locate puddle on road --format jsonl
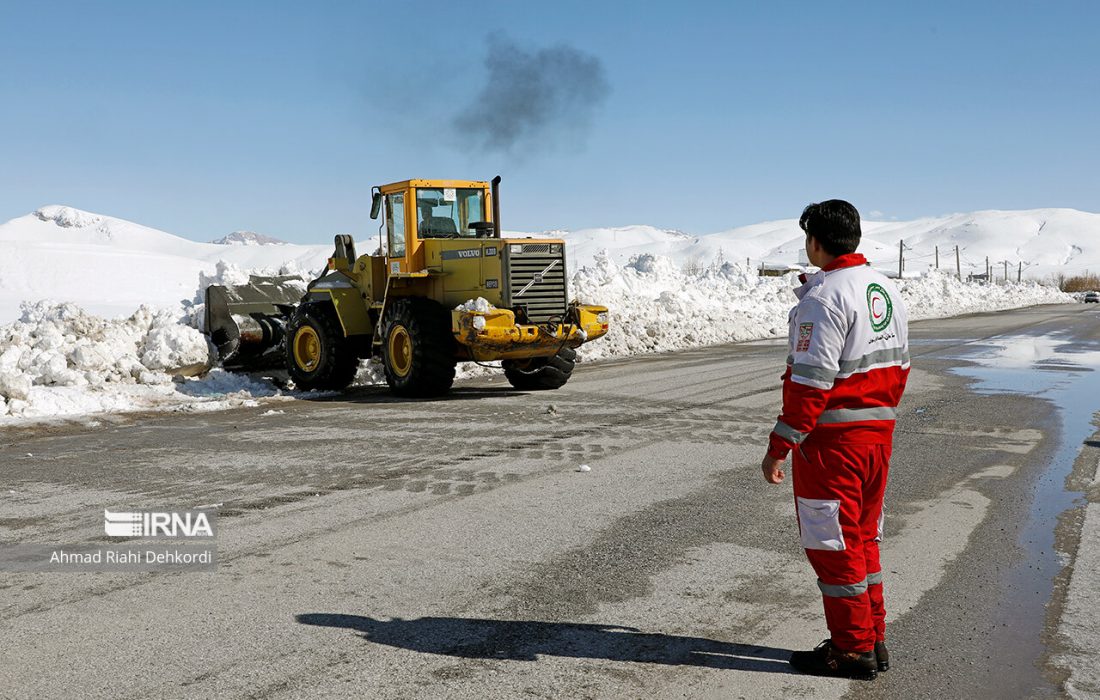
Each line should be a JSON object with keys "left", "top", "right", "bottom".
{"left": 948, "top": 332, "right": 1100, "bottom": 697}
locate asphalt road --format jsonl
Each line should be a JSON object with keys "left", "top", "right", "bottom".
{"left": 1, "top": 304, "right": 1097, "bottom": 699}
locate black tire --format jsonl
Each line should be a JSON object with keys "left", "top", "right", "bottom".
{"left": 381, "top": 297, "right": 457, "bottom": 397}
{"left": 285, "top": 303, "right": 359, "bottom": 391}
{"left": 503, "top": 346, "right": 576, "bottom": 390}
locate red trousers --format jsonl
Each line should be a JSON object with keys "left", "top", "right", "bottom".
{"left": 792, "top": 441, "right": 890, "bottom": 652}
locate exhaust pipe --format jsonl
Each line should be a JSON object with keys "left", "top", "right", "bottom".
{"left": 491, "top": 175, "right": 502, "bottom": 238}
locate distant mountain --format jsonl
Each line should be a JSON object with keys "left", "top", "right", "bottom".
{"left": 210, "top": 230, "right": 288, "bottom": 246}
{"left": 0, "top": 206, "right": 329, "bottom": 322}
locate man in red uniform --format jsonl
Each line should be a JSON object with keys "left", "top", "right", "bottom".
{"left": 760, "top": 200, "right": 909, "bottom": 680}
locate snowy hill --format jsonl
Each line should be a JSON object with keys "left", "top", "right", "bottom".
{"left": 211, "top": 230, "right": 289, "bottom": 246}
{"left": 0, "top": 206, "right": 330, "bottom": 322}
{"left": 526, "top": 208, "right": 1100, "bottom": 282}
{"left": 1, "top": 204, "right": 1094, "bottom": 325}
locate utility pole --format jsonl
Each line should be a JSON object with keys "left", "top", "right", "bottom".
{"left": 1018, "top": 261, "right": 1022, "bottom": 283}
{"left": 935, "top": 245, "right": 939, "bottom": 269}
{"left": 955, "top": 246, "right": 961, "bottom": 280}
{"left": 986, "top": 256, "right": 990, "bottom": 282}
{"left": 1004, "top": 260, "right": 1009, "bottom": 282}
{"left": 898, "top": 240, "right": 904, "bottom": 279}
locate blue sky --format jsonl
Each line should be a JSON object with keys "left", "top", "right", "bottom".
{"left": 1, "top": 1, "right": 1098, "bottom": 243}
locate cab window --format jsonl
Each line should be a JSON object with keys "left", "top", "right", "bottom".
{"left": 386, "top": 192, "right": 405, "bottom": 257}
{"left": 416, "top": 188, "right": 485, "bottom": 238}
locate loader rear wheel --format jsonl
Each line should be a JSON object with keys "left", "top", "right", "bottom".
{"left": 381, "top": 298, "right": 456, "bottom": 397}
{"left": 503, "top": 346, "right": 576, "bottom": 390}
{"left": 285, "top": 303, "right": 359, "bottom": 391}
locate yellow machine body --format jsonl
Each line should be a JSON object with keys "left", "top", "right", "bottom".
{"left": 304, "top": 178, "right": 608, "bottom": 363}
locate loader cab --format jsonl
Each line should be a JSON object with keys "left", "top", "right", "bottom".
{"left": 374, "top": 179, "right": 495, "bottom": 275}
{"left": 415, "top": 187, "right": 487, "bottom": 239}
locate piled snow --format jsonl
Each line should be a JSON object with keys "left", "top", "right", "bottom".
{"left": 0, "top": 302, "right": 283, "bottom": 422}
{"left": 570, "top": 255, "right": 1071, "bottom": 363}
{"left": 0, "top": 256, "right": 1071, "bottom": 423}
{"left": 0, "top": 203, "right": 1077, "bottom": 423}
{"left": 455, "top": 297, "right": 495, "bottom": 313}
{"left": 185, "top": 261, "right": 311, "bottom": 331}
{"left": 896, "top": 270, "right": 1070, "bottom": 321}
{"left": 456, "top": 297, "right": 495, "bottom": 331}
{"left": 571, "top": 253, "right": 792, "bottom": 361}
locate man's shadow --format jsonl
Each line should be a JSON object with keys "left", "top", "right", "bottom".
{"left": 296, "top": 614, "right": 794, "bottom": 673}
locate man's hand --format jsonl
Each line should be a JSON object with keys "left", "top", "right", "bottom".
{"left": 761, "top": 454, "right": 786, "bottom": 484}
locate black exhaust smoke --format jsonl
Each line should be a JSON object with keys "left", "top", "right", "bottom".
{"left": 453, "top": 34, "right": 610, "bottom": 154}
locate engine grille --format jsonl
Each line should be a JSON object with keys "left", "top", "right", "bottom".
{"left": 504, "top": 244, "right": 568, "bottom": 324}
{"left": 517, "top": 243, "right": 552, "bottom": 254}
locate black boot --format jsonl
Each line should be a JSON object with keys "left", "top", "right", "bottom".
{"left": 875, "top": 640, "right": 889, "bottom": 671}
{"left": 789, "top": 639, "right": 878, "bottom": 680}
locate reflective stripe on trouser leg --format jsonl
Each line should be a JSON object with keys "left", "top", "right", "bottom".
{"left": 818, "top": 578, "right": 868, "bottom": 597}
{"left": 866, "top": 569, "right": 885, "bottom": 642}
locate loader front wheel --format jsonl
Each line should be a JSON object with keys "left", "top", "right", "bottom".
{"left": 381, "top": 298, "right": 456, "bottom": 397}
{"left": 503, "top": 346, "right": 576, "bottom": 391}
{"left": 285, "top": 304, "right": 359, "bottom": 391}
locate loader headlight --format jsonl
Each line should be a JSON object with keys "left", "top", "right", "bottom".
{"left": 596, "top": 311, "right": 609, "bottom": 324}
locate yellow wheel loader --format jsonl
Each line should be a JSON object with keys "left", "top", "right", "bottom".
{"left": 203, "top": 177, "right": 609, "bottom": 396}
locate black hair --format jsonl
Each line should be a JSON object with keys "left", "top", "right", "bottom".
{"left": 799, "top": 200, "right": 861, "bottom": 256}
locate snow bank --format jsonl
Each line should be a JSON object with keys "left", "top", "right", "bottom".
{"left": 0, "top": 301, "right": 284, "bottom": 422}
{"left": 0, "top": 249, "right": 1072, "bottom": 425}
{"left": 896, "top": 270, "right": 1071, "bottom": 320}
{"left": 571, "top": 252, "right": 794, "bottom": 361}
{"left": 570, "top": 255, "right": 1071, "bottom": 362}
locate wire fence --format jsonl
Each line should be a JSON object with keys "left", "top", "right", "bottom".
{"left": 676, "top": 244, "right": 1053, "bottom": 286}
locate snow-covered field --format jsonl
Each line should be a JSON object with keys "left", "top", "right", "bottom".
{"left": 0, "top": 205, "right": 1076, "bottom": 423}
{"left": 545, "top": 208, "right": 1100, "bottom": 283}
{"left": 0, "top": 206, "right": 329, "bottom": 323}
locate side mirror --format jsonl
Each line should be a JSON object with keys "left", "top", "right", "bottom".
{"left": 370, "top": 191, "right": 382, "bottom": 220}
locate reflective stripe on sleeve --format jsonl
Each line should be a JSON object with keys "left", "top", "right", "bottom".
{"left": 836, "top": 348, "right": 910, "bottom": 377}
{"left": 772, "top": 420, "right": 809, "bottom": 445}
{"left": 817, "top": 406, "right": 897, "bottom": 424}
{"left": 790, "top": 374, "right": 834, "bottom": 390}
{"left": 866, "top": 571, "right": 883, "bottom": 585}
{"left": 791, "top": 363, "right": 838, "bottom": 383}
{"left": 818, "top": 578, "right": 868, "bottom": 598}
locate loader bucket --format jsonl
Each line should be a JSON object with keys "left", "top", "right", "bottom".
{"left": 203, "top": 275, "right": 305, "bottom": 370}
